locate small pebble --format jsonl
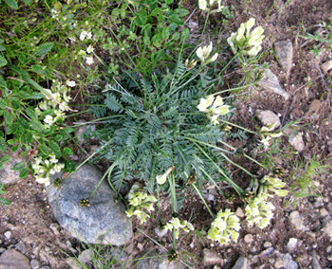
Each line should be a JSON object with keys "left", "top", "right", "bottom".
{"left": 31, "top": 259, "right": 39, "bottom": 269}
{"left": 244, "top": 234, "right": 254, "bottom": 244}
{"left": 4, "top": 231, "right": 11, "bottom": 240}
{"left": 264, "top": 241, "right": 273, "bottom": 248}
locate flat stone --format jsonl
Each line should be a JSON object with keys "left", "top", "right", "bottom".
{"left": 289, "top": 211, "right": 308, "bottom": 231}
{"left": 263, "top": 242, "right": 272, "bottom": 248}
{"left": 321, "top": 60, "right": 332, "bottom": 74}
{"left": 244, "top": 234, "right": 254, "bottom": 244}
{"left": 0, "top": 148, "right": 27, "bottom": 185}
{"left": 274, "top": 40, "right": 293, "bottom": 75}
{"left": 320, "top": 208, "right": 329, "bottom": 217}
{"left": 322, "top": 220, "right": 332, "bottom": 237}
{"left": 78, "top": 249, "right": 93, "bottom": 265}
{"left": 49, "top": 223, "right": 60, "bottom": 237}
{"left": 4, "top": 231, "right": 11, "bottom": 240}
{"left": 326, "top": 245, "right": 332, "bottom": 254}
{"left": 311, "top": 251, "right": 322, "bottom": 269}
{"left": 235, "top": 207, "right": 245, "bottom": 218}
{"left": 275, "top": 253, "right": 298, "bottom": 269}
{"left": 65, "top": 258, "right": 81, "bottom": 269}
{"left": 287, "top": 238, "right": 298, "bottom": 251}
{"left": 256, "top": 110, "right": 280, "bottom": 130}
{"left": 15, "top": 241, "right": 25, "bottom": 253}
{"left": 0, "top": 248, "right": 6, "bottom": 254}
{"left": 258, "top": 69, "right": 290, "bottom": 100}
{"left": 30, "top": 259, "right": 39, "bottom": 269}
{"left": 46, "top": 164, "right": 132, "bottom": 246}
{"left": 288, "top": 132, "right": 305, "bottom": 152}
{"left": 203, "top": 249, "right": 223, "bottom": 265}
{"left": 0, "top": 249, "right": 31, "bottom": 269}
{"left": 232, "top": 256, "right": 248, "bottom": 269}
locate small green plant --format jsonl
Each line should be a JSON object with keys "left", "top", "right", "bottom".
{"left": 0, "top": 183, "right": 11, "bottom": 206}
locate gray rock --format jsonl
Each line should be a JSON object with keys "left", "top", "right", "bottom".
{"left": 0, "top": 148, "right": 27, "bottom": 185}
{"left": 134, "top": 251, "right": 184, "bottom": 269}
{"left": 274, "top": 40, "right": 293, "bottom": 75}
{"left": 65, "top": 258, "right": 81, "bottom": 269}
{"left": 78, "top": 249, "right": 93, "bottom": 265}
{"left": 258, "top": 69, "right": 290, "bottom": 100}
{"left": 287, "top": 238, "right": 298, "bottom": 251}
{"left": 289, "top": 211, "right": 308, "bottom": 231}
{"left": 49, "top": 223, "right": 60, "bottom": 237}
{"left": 30, "top": 259, "right": 39, "bottom": 269}
{"left": 203, "top": 248, "right": 223, "bottom": 265}
{"left": 321, "top": 60, "right": 332, "bottom": 74}
{"left": 288, "top": 132, "right": 305, "bottom": 152}
{"left": 311, "top": 251, "right": 322, "bottom": 269}
{"left": 322, "top": 220, "right": 332, "bottom": 237}
{"left": 326, "top": 245, "right": 332, "bottom": 254}
{"left": 244, "top": 234, "right": 254, "bottom": 244}
{"left": 0, "top": 248, "right": 5, "bottom": 254}
{"left": 256, "top": 110, "right": 280, "bottom": 130}
{"left": 15, "top": 241, "right": 26, "bottom": 253}
{"left": 110, "top": 248, "right": 128, "bottom": 263}
{"left": 275, "top": 253, "right": 298, "bottom": 269}
{"left": 232, "top": 256, "right": 248, "bottom": 269}
{"left": 46, "top": 164, "right": 132, "bottom": 246}
{"left": 4, "top": 231, "right": 11, "bottom": 240}
{"left": 0, "top": 249, "right": 31, "bottom": 269}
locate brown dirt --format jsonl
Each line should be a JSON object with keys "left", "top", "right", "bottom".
{"left": 1, "top": 0, "right": 332, "bottom": 268}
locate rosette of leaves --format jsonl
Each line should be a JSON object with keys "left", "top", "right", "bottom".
{"left": 85, "top": 62, "right": 244, "bottom": 198}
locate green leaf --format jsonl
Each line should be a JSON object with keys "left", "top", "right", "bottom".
{"left": 0, "top": 45, "right": 5, "bottom": 51}
{"left": 13, "top": 162, "right": 25, "bottom": 171}
{"left": 150, "top": 7, "right": 161, "bottom": 16}
{"left": 4, "top": 0, "right": 18, "bottom": 9}
{"left": 26, "top": 132, "right": 33, "bottom": 143}
{"left": 0, "top": 163, "right": 3, "bottom": 170}
{"left": 23, "top": 0, "right": 32, "bottom": 5}
{"left": 30, "top": 120, "right": 44, "bottom": 132}
{"left": 0, "top": 138, "right": 6, "bottom": 152}
{"left": 169, "top": 15, "right": 183, "bottom": 26}
{"left": 25, "top": 108, "right": 38, "bottom": 120}
{"left": 54, "top": 134, "right": 63, "bottom": 141}
{"left": 7, "top": 139, "right": 16, "bottom": 145}
{"left": 20, "top": 151, "right": 28, "bottom": 158}
{"left": 39, "top": 144, "right": 50, "bottom": 155}
{"left": 19, "top": 134, "right": 25, "bottom": 146}
{"left": 19, "top": 168, "right": 29, "bottom": 178}
{"left": 0, "top": 55, "right": 7, "bottom": 67}
{"left": 4, "top": 111, "right": 13, "bottom": 126}
{"left": 164, "top": 0, "right": 173, "bottom": 3}
{"left": 152, "top": 33, "right": 163, "bottom": 48}
{"left": 29, "top": 92, "right": 44, "bottom": 99}
{"left": 0, "top": 197, "right": 12, "bottom": 206}
{"left": 11, "top": 145, "right": 19, "bottom": 152}
{"left": 0, "top": 156, "right": 12, "bottom": 163}
{"left": 64, "top": 159, "right": 76, "bottom": 172}
{"left": 48, "top": 140, "right": 61, "bottom": 155}
{"left": 62, "top": 147, "right": 73, "bottom": 157}
{"left": 135, "top": 9, "right": 148, "bottom": 27}
{"left": 34, "top": 42, "right": 54, "bottom": 57}
{"left": 0, "top": 98, "right": 7, "bottom": 109}
{"left": 174, "top": 8, "right": 189, "bottom": 17}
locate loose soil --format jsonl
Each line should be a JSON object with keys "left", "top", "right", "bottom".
{"left": 1, "top": 0, "right": 332, "bottom": 268}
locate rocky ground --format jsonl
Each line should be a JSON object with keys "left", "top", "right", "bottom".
{"left": 1, "top": 0, "right": 332, "bottom": 268}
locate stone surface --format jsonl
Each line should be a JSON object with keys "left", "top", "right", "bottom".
{"left": 46, "top": 164, "right": 132, "bottom": 246}
{"left": 256, "top": 110, "right": 280, "bottom": 129}
{"left": 15, "top": 241, "right": 26, "bottom": 253}
{"left": 4, "top": 231, "right": 11, "bottom": 240}
{"left": 235, "top": 207, "right": 245, "bottom": 218}
{"left": 65, "top": 258, "right": 81, "bottom": 269}
{"left": 288, "top": 132, "right": 305, "bottom": 152}
{"left": 322, "top": 220, "right": 332, "bottom": 237}
{"left": 311, "top": 251, "right": 322, "bottom": 269}
{"left": 287, "top": 238, "right": 298, "bottom": 251}
{"left": 203, "top": 248, "right": 223, "bottom": 265}
{"left": 78, "top": 249, "right": 93, "bottom": 265}
{"left": 289, "top": 211, "right": 308, "bottom": 231}
{"left": 244, "top": 234, "right": 254, "bottom": 244}
{"left": 275, "top": 253, "right": 298, "bottom": 269}
{"left": 30, "top": 259, "right": 39, "bottom": 269}
{"left": 232, "top": 256, "right": 248, "bottom": 269}
{"left": 321, "top": 60, "right": 332, "bottom": 74}
{"left": 0, "top": 249, "right": 31, "bottom": 269}
{"left": 258, "top": 69, "right": 290, "bottom": 100}
{"left": 0, "top": 148, "right": 27, "bottom": 185}
{"left": 274, "top": 40, "right": 293, "bottom": 75}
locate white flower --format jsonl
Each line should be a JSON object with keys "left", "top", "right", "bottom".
{"left": 197, "top": 95, "right": 214, "bottom": 112}
{"left": 66, "top": 80, "right": 76, "bottom": 87}
{"left": 80, "top": 30, "right": 88, "bottom": 41}
{"left": 36, "top": 176, "right": 50, "bottom": 186}
{"left": 86, "top": 45, "right": 94, "bottom": 53}
{"left": 86, "top": 32, "right": 92, "bottom": 40}
{"left": 86, "top": 56, "right": 94, "bottom": 65}
{"left": 44, "top": 115, "right": 54, "bottom": 125}
{"left": 211, "top": 114, "right": 219, "bottom": 125}
{"left": 54, "top": 163, "right": 64, "bottom": 172}
{"left": 49, "top": 154, "right": 58, "bottom": 164}
{"left": 156, "top": 167, "right": 174, "bottom": 185}
{"left": 198, "top": 0, "right": 207, "bottom": 10}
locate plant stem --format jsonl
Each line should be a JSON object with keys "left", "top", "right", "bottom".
{"left": 210, "top": 82, "right": 257, "bottom": 96}
{"left": 218, "top": 120, "right": 257, "bottom": 134}
{"left": 191, "top": 184, "right": 214, "bottom": 218}
{"left": 200, "top": 168, "right": 224, "bottom": 196}
{"left": 217, "top": 53, "right": 238, "bottom": 77}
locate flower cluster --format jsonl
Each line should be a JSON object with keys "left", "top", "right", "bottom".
{"left": 207, "top": 209, "right": 240, "bottom": 245}
{"left": 227, "top": 18, "right": 265, "bottom": 56}
{"left": 32, "top": 154, "right": 65, "bottom": 186}
{"left": 245, "top": 196, "right": 275, "bottom": 229}
{"left": 196, "top": 42, "right": 218, "bottom": 64}
{"left": 259, "top": 121, "right": 283, "bottom": 150}
{"left": 165, "top": 217, "right": 194, "bottom": 239}
{"left": 35, "top": 80, "right": 71, "bottom": 129}
{"left": 125, "top": 183, "right": 157, "bottom": 224}
{"left": 245, "top": 175, "right": 288, "bottom": 229}
{"left": 197, "top": 95, "right": 230, "bottom": 125}
{"left": 198, "top": 0, "right": 223, "bottom": 12}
